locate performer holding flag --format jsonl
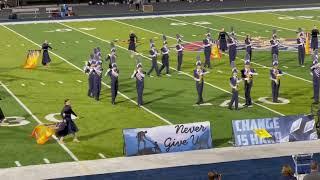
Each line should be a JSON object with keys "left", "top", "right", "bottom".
{"left": 218, "top": 28, "right": 228, "bottom": 52}
{"left": 297, "top": 30, "right": 306, "bottom": 67}
{"left": 41, "top": 40, "right": 52, "bottom": 66}
{"left": 128, "top": 31, "right": 138, "bottom": 52}
{"left": 194, "top": 56, "right": 209, "bottom": 105}
{"left": 203, "top": 32, "right": 212, "bottom": 69}
{"left": 159, "top": 35, "right": 171, "bottom": 76}
{"left": 241, "top": 58, "right": 258, "bottom": 107}
{"left": 131, "top": 63, "right": 146, "bottom": 107}
{"left": 147, "top": 39, "right": 160, "bottom": 77}
{"left": 311, "top": 54, "right": 320, "bottom": 104}
{"left": 108, "top": 63, "right": 119, "bottom": 105}
{"left": 270, "top": 61, "right": 283, "bottom": 103}
{"left": 176, "top": 34, "right": 184, "bottom": 72}
{"left": 245, "top": 34, "right": 252, "bottom": 61}
{"left": 229, "top": 68, "right": 242, "bottom": 110}
{"left": 311, "top": 25, "right": 319, "bottom": 52}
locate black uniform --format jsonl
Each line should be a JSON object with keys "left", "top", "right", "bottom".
{"left": 159, "top": 45, "right": 170, "bottom": 75}
{"left": 218, "top": 31, "right": 228, "bottom": 52}
{"left": 297, "top": 37, "right": 306, "bottom": 66}
{"left": 241, "top": 67, "right": 256, "bottom": 106}
{"left": 270, "top": 68, "right": 283, "bottom": 102}
{"left": 56, "top": 105, "right": 78, "bottom": 138}
{"left": 133, "top": 69, "right": 145, "bottom": 106}
{"left": 108, "top": 68, "right": 119, "bottom": 104}
{"left": 147, "top": 48, "right": 160, "bottom": 76}
{"left": 311, "top": 28, "right": 319, "bottom": 50}
{"left": 128, "top": 33, "right": 137, "bottom": 52}
{"left": 176, "top": 43, "right": 184, "bottom": 71}
{"left": 311, "top": 59, "right": 320, "bottom": 103}
{"left": 228, "top": 38, "right": 237, "bottom": 67}
{"left": 41, "top": 43, "right": 52, "bottom": 66}
{"left": 245, "top": 37, "right": 252, "bottom": 61}
{"left": 203, "top": 38, "right": 212, "bottom": 68}
{"left": 229, "top": 76, "right": 240, "bottom": 110}
{"left": 92, "top": 64, "right": 102, "bottom": 101}
{"left": 270, "top": 39, "right": 279, "bottom": 56}
{"left": 194, "top": 68, "right": 206, "bottom": 104}
{"left": 106, "top": 53, "right": 116, "bottom": 69}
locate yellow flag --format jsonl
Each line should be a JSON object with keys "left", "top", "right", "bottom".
{"left": 305, "top": 33, "right": 310, "bottom": 55}
{"left": 253, "top": 129, "right": 272, "bottom": 139}
{"left": 31, "top": 124, "right": 55, "bottom": 145}
{"left": 24, "top": 50, "right": 40, "bottom": 69}
{"left": 211, "top": 44, "right": 221, "bottom": 60}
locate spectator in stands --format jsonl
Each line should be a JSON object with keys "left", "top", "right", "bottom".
{"left": 208, "top": 171, "right": 222, "bottom": 180}
{"left": 135, "top": 0, "right": 141, "bottom": 11}
{"left": 281, "top": 165, "right": 297, "bottom": 180}
{"left": 303, "top": 161, "right": 320, "bottom": 180}
{"left": 0, "top": 0, "right": 5, "bottom": 10}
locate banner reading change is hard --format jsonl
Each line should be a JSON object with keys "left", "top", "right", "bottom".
{"left": 232, "top": 114, "right": 318, "bottom": 147}
{"left": 123, "top": 121, "right": 212, "bottom": 156}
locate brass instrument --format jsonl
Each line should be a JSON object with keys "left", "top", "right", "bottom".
{"left": 274, "top": 69, "right": 280, "bottom": 84}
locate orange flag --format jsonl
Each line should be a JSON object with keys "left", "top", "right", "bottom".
{"left": 211, "top": 44, "right": 221, "bottom": 60}
{"left": 31, "top": 124, "right": 55, "bottom": 145}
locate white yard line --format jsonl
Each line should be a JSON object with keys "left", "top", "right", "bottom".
{"left": 14, "top": 161, "right": 22, "bottom": 167}
{"left": 77, "top": 80, "right": 82, "bottom": 83}
{"left": 162, "top": 17, "right": 312, "bottom": 84}
{"left": 269, "top": 12, "right": 320, "bottom": 24}
{"left": 40, "top": 82, "right": 46, "bottom": 86}
{"left": 43, "top": 158, "right": 50, "bottom": 164}
{"left": 58, "top": 81, "right": 63, "bottom": 84}
{"left": 98, "top": 153, "right": 106, "bottom": 159}
{"left": 0, "top": 81, "right": 79, "bottom": 161}
{"left": 1, "top": 24, "right": 173, "bottom": 126}
{"left": 60, "top": 21, "right": 285, "bottom": 116}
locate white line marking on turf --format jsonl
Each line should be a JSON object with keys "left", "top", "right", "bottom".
{"left": 21, "top": 43, "right": 25, "bottom": 46}
{"left": 2, "top": 24, "right": 173, "bottom": 126}
{"left": 66, "top": 21, "right": 285, "bottom": 116}
{"left": 217, "top": 70, "right": 223, "bottom": 73}
{"left": 43, "top": 158, "right": 50, "bottom": 164}
{"left": 0, "top": 81, "right": 79, "bottom": 161}
{"left": 6, "top": 44, "right": 11, "bottom": 47}
{"left": 77, "top": 80, "right": 82, "bottom": 83}
{"left": 21, "top": 83, "right": 25, "bottom": 87}
{"left": 162, "top": 17, "right": 312, "bottom": 84}
{"left": 98, "top": 153, "right": 106, "bottom": 159}
{"left": 15, "top": 161, "right": 22, "bottom": 167}
{"left": 75, "top": 41, "right": 79, "bottom": 43}
{"left": 40, "top": 82, "right": 45, "bottom": 85}
{"left": 58, "top": 81, "right": 63, "bottom": 84}
{"left": 62, "top": 41, "right": 66, "bottom": 44}
{"left": 2, "top": 6, "right": 320, "bottom": 25}
{"left": 89, "top": 40, "right": 93, "bottom": 43}
{"left": 283, "top": 66, "right": 288, "bottom": 69}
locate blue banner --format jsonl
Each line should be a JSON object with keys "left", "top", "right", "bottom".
{"left": 123, "top": 121, "right": 212, "bottom": 156}
{"left": 232, "top": 115, "right": 318, "bottom": 146}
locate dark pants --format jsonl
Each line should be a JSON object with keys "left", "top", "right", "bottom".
{"left": 313, "top": 76, "right": 319, "bottom": 103}
{"left": 159, "top": 55, "right": 169, "bottom": 74}
{"left": 196, "top": 81, "right": 204, "bottom": 104}
{"left": 88, "top": 73, "right": 94, "bottom": 97}
{"left": 229, "top": 46, "right": 237, "bottom": 66}
{"left": 177, "top": 53, "right": 183, "bottom": 71}
{"left": 229, "top": 90, "right": 239, "bottom": 109}
{"left": 92, "top": 73, "right": 101, "bottom": 101}
{"left": 244, "top": 81, "right": 253, "bottom": 105}
{"left": 272, "top": 48, "right": 279, "bottom": 56}
{"left": 246, "top": 47, "right": 252, "bottom": 61}
{"left": 111, "top": 80, "right": 118, "bottom": 104}
{"left": 271, "top": 81, "right": 280, "bottom": 102}
{"left": 147, "top": 59, "right": 159, "bottom": 76}
{"left": 137, "top": 81, "right": 144, "bottom": 105}
{"left": 298, "top": 45, "right": 305, "bottom": 65}
{"left": 204, "top": 48, "right": 211, "bottom": 68}
{"left": 312, "top": 37, "right": 318, "bottom": 50}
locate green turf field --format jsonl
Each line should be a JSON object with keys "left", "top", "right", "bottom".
{"left": 0, "top": 8, "right": 319, "bottom": 168}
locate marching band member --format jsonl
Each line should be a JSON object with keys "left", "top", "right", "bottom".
{"left": 41, "top": 40, "right": 52, "bottom": 66}
{"left": 128, "top": 31, "right": 138, "bottom": 52}
{"left": 203, "top": 33, "right": 212, "bottom": 69}
{"left": 228, "top": 33, "right": 237, "bottom": 68}
{"left": 147, "top": 43, "right": 160, "bottom": 77}
{"left": 229, "top": 68, "right": 242, "bottom": 110}
{"left": 105, "top": 47, "right": 117, "bottom": 73}
{"left": 270, "top": 61, "right": 283, "bottom": 103}
{"left": 108, "top": 63, "right": 119, "bottom": 105}
{"left": 131, "top": 63, "right": 146, "bottom": 106}
{"left": 159, "top": 40, "right": 170, "bottom": 76}
{"left": 245, "top": 34, "right": 252, "bottom": 61}
{"left": 218, "top": 28, "right": 228, "bottom": 52}
{"left": 311, "top": 25, "right": 319, "bottom": 52}
{"left": 297, "top": 32, "right": 306, "bottom": 67}
{"left": 92, "top": 58, "right": 102, "bottom": 101}
{"left": 194, "top": 59, "right": 209, "bottom": 105}
{"left": 84, "top": 54, "right": 96, "bottom": 98}
{"left": 270, "top": 33, "right": 279, "bottom": 59}
{"left": 241, "top": 60, "right": 258, "bottom": 107}
{"left": 176, "top": 34, "right": 184, "bottom": 72}
{"left": 311, "top": 54, "right": 320, "bottom": 104}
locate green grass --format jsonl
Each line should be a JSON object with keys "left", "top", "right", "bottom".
{"left": 0, "top": 8, "right": 319, "bottom": 168}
